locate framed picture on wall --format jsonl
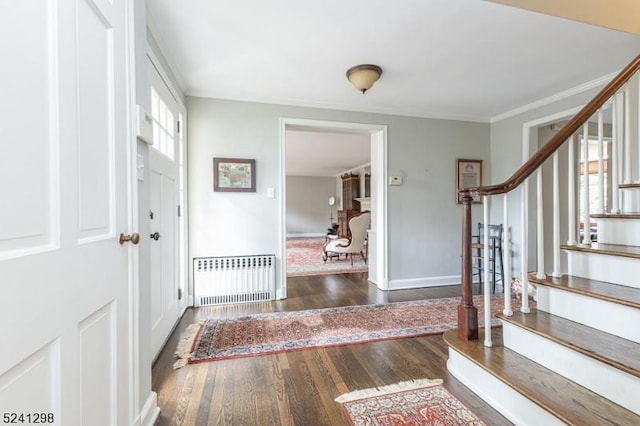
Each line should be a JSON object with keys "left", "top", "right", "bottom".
{"left": 456, "top": 158, "right": 483, "bottom": 204}
{"left": 213, "top": 157, "right": 256, "bottom": 192}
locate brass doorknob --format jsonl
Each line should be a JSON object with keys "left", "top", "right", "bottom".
{"left": 119, "top": 232, "right": 140, "bottom": 245}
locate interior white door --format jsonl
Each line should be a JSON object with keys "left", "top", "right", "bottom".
{"left": 0, "top": 1, "right": 134, "bottom": 425}
{"left": 148, "top": 60, "right": 181, "bottom": 357}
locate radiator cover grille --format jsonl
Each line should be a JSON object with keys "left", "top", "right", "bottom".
{"left": 193, "top": 255, "right": 276, "bottom": 306}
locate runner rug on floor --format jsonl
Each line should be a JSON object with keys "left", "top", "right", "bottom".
{"left": 174, "top": 295, "right": 509, "bottom": 368}
{"left": 335, "top": 379, "right": 486, "bottom": 426}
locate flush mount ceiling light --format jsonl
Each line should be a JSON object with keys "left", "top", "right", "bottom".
{"left": 346, "top": 64, "right": 382, "bottom": 94}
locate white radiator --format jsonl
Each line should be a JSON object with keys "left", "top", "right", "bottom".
{"left": 193, "top": 255, "right": 276, "bottom": 306}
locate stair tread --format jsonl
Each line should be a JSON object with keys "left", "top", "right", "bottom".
{"left": 498, "top": 310, "right": 640, "bottom": 378}
{"left": 528, "top": 273, "right": 640, "bottom": 309}
{"left": 591, "top": 212, "right": 640, "bottom": 219}
{"left": 444, "top": 329, "right": 640, "bottom": 426}
{"left": 560, "top": 242, "right": 640, "bottom": 260}
{"left": 618, "top": 183, "right": 640, "bottom": 189}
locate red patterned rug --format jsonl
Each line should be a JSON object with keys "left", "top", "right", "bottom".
{"left": 336, "top": 379, "right": 486, "bottom": 425}
{"left": 174, "top": 296, "right": 508, "bottom": 368}
{"left": 286, "top": 237, "right": 367, "bottom": 276}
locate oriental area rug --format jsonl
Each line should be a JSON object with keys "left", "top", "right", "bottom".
{"left": 286, "top": 237, "right": 367, "bottom": 276}
{"left": 174, "top": 296, "right": 507, "bottom": 368}
{"left": 335, "top": 379, "right": 487, "bottom": 426}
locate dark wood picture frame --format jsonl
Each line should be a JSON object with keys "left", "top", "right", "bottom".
{"left": 213, "top": 157, "right": 256, "bottom": 192}
{"left": 456, "top": 158, "right": 483, "bottom": 204}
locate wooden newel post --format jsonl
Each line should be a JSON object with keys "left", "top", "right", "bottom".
{"left": 458, "top": 194, "right": 478, "bottom": 340}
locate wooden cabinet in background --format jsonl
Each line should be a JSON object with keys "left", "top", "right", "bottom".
{"left": 341, "top": 173, "right": 360, "bottom": 211}
{"left": 364, "top": 173, "right": 371, "bottom": 197}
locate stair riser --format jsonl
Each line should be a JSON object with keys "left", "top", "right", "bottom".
{"left": 502, "top": 322, "right": 640, "bottom": 414}
{"left": 596, "top": 219, "right": 640, "bottom": 246}
{"left": 536, "top": 286, "right": 640, "bottom": 343}
{"left": 447, "top": 348, "right": 564, "bottom": 426}
{"left": 622, "top": 187, "right": 640, "bottom": 212}
{"left": 566, "top": 251, "right": 640, "bottom": 289}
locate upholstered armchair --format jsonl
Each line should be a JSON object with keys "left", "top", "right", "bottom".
{"left": 323, "top": 212, "right": 370, "bottom": 266}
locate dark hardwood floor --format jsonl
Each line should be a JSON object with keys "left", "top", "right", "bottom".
{"left": 152, "top": 273, "right": 510, "bottom": 425}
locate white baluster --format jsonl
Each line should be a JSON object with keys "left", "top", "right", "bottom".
{"left": 483, "top": 197, "right": 492, "bottom": 347}
{"left": 521, "top": 127, "right": 530, "bottom": 314}
{"left": 597, "top": 109, "right": 605, "bottom": 213}
{"left": 552, "top": 151, "right": 561, "bottom": 278}
{"left": 536, "top": 169, "right": 546, "bottom": 279}
{"left": 503, "top": 194, "right": 513, "bottom": 316}
{"left": 624, "top": 85, "right": 631, "bottom": 184}
{"left": 581, "top": 123, "right": 591, "bottom": 246}
{"left": 520, "top": 182, "right": 530, "bottom": 314}
{"left": 567, "top": 136, "right": 577, "bottom": 245}
{"left": 611, "top": 94, "right": 621, "bottom": 213}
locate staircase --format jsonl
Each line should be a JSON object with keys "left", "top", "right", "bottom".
{"left": 447, "top": 55, "right": 640, "bottom": 425}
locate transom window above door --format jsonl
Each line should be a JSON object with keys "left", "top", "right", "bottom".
{"left": 151, "top": 87, "right": 175, "bottom": 160}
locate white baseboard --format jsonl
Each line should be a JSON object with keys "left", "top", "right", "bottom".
{"left": 137, "top": 391, "right": 160, "bottom": 426}
{"left": 286, "top": 232, "right": 326, "bottom": 238}
{"left": 388, "top": 275, "right": 460, "bottom": 290}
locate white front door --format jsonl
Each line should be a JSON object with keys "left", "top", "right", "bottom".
{"left": 0, "top": 1, "right": 134, "bottom": 425}
{"left": 148, "top": 60, "right": 182, "bottom": 357}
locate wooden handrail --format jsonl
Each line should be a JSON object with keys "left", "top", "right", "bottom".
{"left": 460, "top": 54, "right": 640, "bottom": 198}
{"left": 457, "top": 54, "right": 640, "bottom": 342}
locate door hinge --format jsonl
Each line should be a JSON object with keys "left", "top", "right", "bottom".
{"left": 176, "top": 120, "right": 180, "bottom": 134}
{"left": 177, "top": 204, "right": 182, "bottom": 217}
{"left": 178, "top": 288, "right": 183, "bottom": 300}
{"left": 149, "top": 210, "right": 154, "bottom": 220}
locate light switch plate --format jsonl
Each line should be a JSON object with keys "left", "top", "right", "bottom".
{"left": 389, "top": 175, "right": 403, "bottom": 185}
{"left": 136, "top": 104, "right": 153, "bottom": 145}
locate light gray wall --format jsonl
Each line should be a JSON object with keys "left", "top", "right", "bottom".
{"left": 286, "top": 176, "right": 336, "bottom": 236}
{"left": 489, "top": 84, "right": 607, "bottom": 278}
{"left": 187, "top": 96, "right": 490, "bottom": 286}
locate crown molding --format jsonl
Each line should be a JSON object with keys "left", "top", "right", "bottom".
{"left": 146, "top": 12, "right": 187, "bottom": 95}
{"left": 490, "top": 71, "right": 619, "bottom": 123}
{"left": 185, "top": 91, "right": 491, "bottom": 123}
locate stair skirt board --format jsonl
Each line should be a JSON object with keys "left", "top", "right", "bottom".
{"left": 566, "top": 251, "right": 640, "bottom": 289}
{"left": 502, "top": 322, "right": 640, "bottom": 414}
{"left": 447, "top": 349, "right": 564, "bottom": 426}
{"left": 536, "top": 286, "right": 640, "bottom": 343}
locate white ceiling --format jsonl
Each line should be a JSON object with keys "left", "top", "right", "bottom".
{"left": 146, "top": 0, "right": 640, "bottom": 174}
{"left": 285, "top": 129, "right": 371, "bottom": 177}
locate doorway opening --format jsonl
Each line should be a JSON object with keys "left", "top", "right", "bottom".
{"left": 278, "top": 119, "right": 388, "bottom": 300}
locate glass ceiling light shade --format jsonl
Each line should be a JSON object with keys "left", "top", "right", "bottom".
{"left": 346, "top": 64, "right": 382, "bottom": 94}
